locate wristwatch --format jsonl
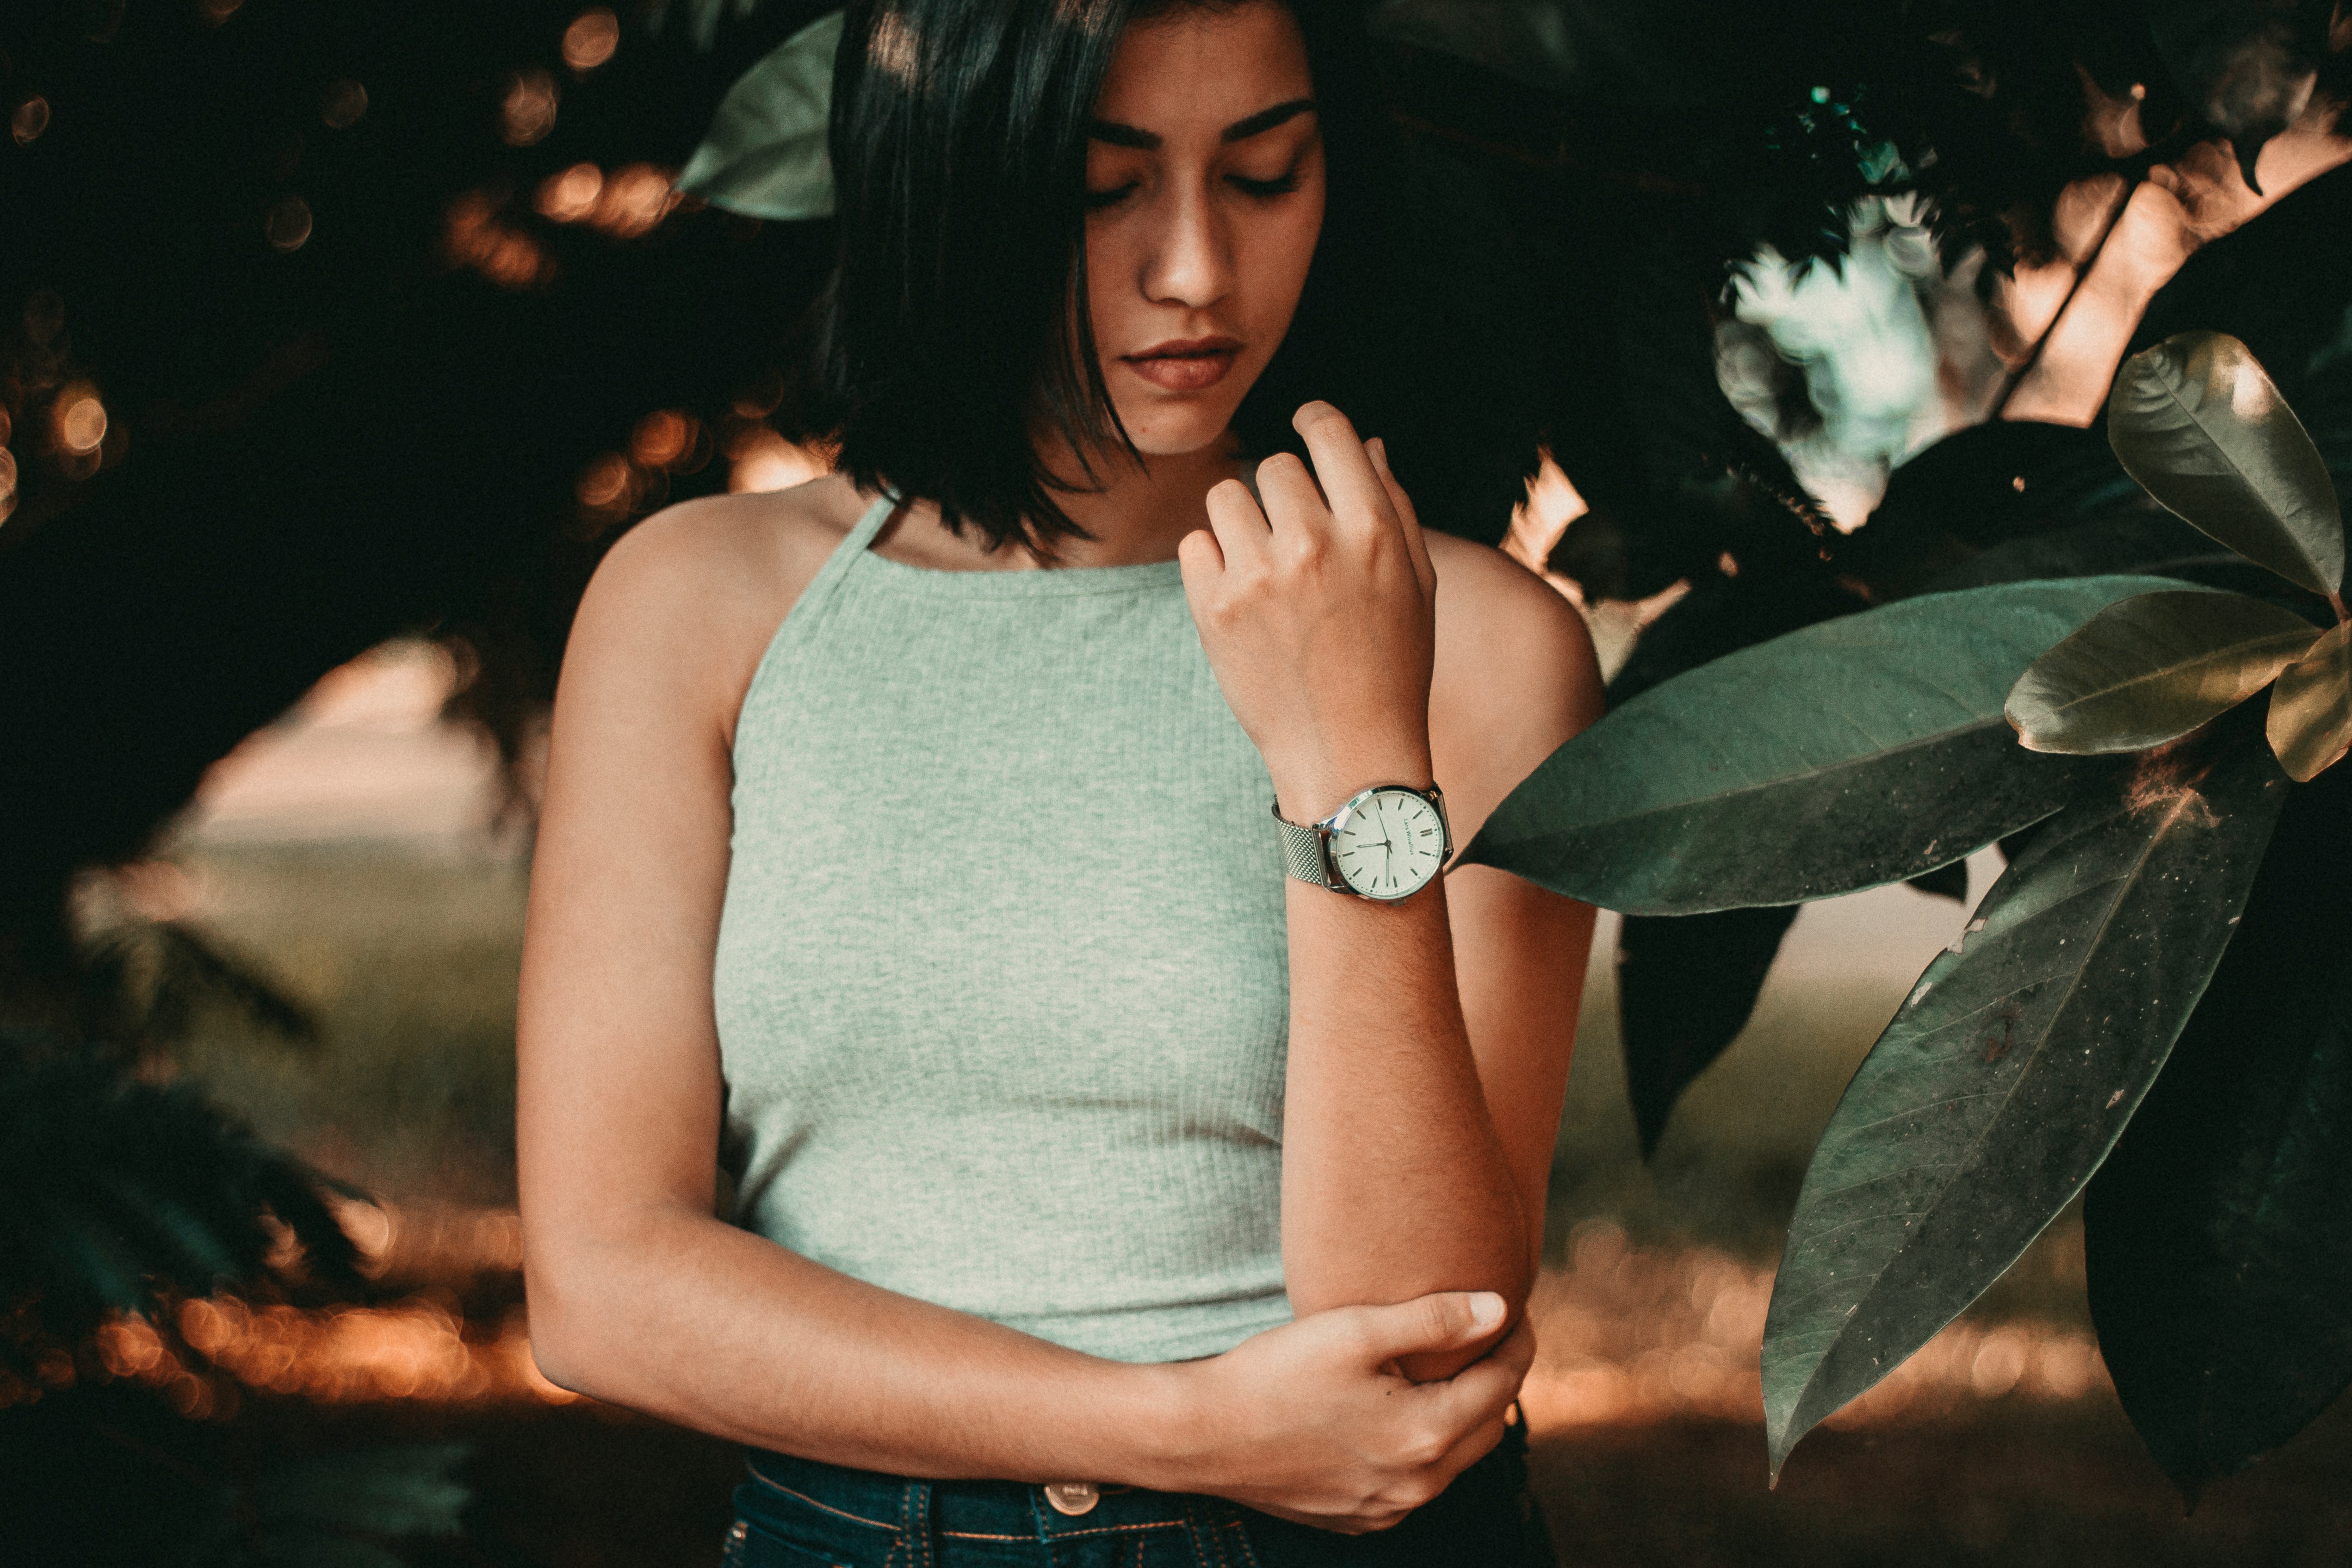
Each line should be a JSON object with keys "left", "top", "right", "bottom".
{"left": 1273, "top": 784, "right": 1452, "bottom": 902}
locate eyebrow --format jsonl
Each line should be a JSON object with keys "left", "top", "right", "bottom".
{"left": 1085, "top": 98, "right": 1316, "bottom": 151}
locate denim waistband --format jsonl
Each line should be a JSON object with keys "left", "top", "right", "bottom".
{"left": 742, "top": 1447, "right": 1229, "bottom": 1543}
{"left": 737, "top": 1421, "right": 1542, "bottom": 1561}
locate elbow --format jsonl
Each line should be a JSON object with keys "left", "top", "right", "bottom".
{"left": 519, "top": 1222, "right": 635, "bottom": 1401}
{"left": 519, "top": 1263, "right": 597, "bottom": 1398}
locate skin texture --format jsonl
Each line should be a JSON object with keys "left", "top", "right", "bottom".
{"left": 517, "top": 1, "right": 1602, "bottom": 1535}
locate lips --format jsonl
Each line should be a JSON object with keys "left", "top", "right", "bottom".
{"left": 1120, "top": 335, "right": 1242, "bottom": 392}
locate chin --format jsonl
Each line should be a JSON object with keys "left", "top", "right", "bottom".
{"left": 1118, "top": 403, "right": 1243, "bottom": 460}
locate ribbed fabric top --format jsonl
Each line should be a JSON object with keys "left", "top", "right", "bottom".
{"left": 714, "top": 495, "right": 1294, "bottom": 1363}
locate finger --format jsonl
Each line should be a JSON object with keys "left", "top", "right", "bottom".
{"left": 1349, "top": 1290, "right": 1509, "bottom": 1366}
{"left": 1293, "top": 401, "right": 1401, "bottom": 539}
{"left": 1203, "top": 475, "right": 1273, "bottom": 572}
{"left": 1367, "top": 436, "right": 1435, "bottom": 594}
{"left": 1253, "top": 449, "right": 1330, "bottom": 553}
{"left": 1431, "top": 1413, "right": 1509, "bottom": 1484}
{"left": 1496, "top": 1317, "right": 1538, "bottom": 1378}
{"left": 1421, "top": 1324, "right": 1534, "bottom": 1429}
{"left": 1176, "top": 524, "right": 1224, "bottom": 597}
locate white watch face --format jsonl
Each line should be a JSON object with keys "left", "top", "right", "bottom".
{"left": 1328, "top": 789, "right": 1447, "bottom": 901}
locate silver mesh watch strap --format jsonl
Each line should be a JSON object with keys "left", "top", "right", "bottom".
{"left": 1273, "top": 804, "right": 1341, "bottom": 889}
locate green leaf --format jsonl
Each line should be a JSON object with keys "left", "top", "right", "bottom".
{"left": 1762, "top": 733, "right": 2289, "bottom": 1478}
{"left": 1619, "top": 905, "right": 1799, "bottom": 1158}
{"left": 2107, "top": 332, "right": 2346, "bottom": 598}
{"left": 2006, "top": 589, "right": 2321, "bottom": 754}
{"left": 2267, "top": 619, "right": 2352, "bottom": 781}
{"left": 2086, "top": 761, "right": 2352, "bottom": 1500}
{"left": 1460, "top": 577, "right": 2184, "bottom": 914}
{"left": 675, "top": 11, "right": 842, "bottom": 221}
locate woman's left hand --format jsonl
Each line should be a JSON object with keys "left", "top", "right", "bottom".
{"left": 1178, "top": 402, "right": 1439, "bottom": 823}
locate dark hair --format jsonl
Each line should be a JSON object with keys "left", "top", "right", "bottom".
{"left": 809, "top": 0, "right": 1544, "bottom": 554}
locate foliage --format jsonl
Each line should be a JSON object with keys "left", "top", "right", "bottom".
{"left": 0, "top": 1045, "right": 361, "bottom": 1360}
{"left": 2106, "top": 334, "right": 2345, "bottom": 600}
{"left": 676, "top": 10, "right": 844, "bottom": 220}
{"left": 1480, "top": 334, "right": 2352, "bottom": 1490}
{"left": 2085, "top": 759, "right": 2352, "bottom": 1501}
{"left": 2005, "top": 589, "right": 2321, "bottom": 754}
{"left": 1762, "top": 726, "right": 2288, "bottom": 1474}
{"left": 1459, "top": 576, "right": 2173, "bottom": 913}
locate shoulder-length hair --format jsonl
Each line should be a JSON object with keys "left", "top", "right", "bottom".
{"left": 810, "top": 0, "right": 1543, "bottom": 554}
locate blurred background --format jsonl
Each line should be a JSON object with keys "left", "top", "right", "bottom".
{"left": 6, "top": 0, "right": 2352, "bottom": 1563}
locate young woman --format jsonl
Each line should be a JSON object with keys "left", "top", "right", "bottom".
{"left": 516, "top": 0, "right": 1601, "bottom": 1561}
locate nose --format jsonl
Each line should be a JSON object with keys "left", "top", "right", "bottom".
{"left": 1139, "top": 176, "right": 1234, "bottom": 310}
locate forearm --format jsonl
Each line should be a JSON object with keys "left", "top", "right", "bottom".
{"left": 1276, "top": 872, "right": 1533, "bottom": 1331}
{"left": 526, "top": 1205, "right": 1200, "bottom": 1485}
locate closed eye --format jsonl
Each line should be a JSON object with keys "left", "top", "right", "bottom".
{"left": 1227, "top": 169, "right": 1301, "bottom": 198}
{"left": 1083, "top": 181, "right": 1139, "bottom": 211}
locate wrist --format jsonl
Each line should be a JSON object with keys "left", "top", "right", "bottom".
{"left": 1099, "top": 1358, "right": 1217, "bottom": 1492}
{"left": 1269, "top": 743, "right": 1435, "bottom": 825}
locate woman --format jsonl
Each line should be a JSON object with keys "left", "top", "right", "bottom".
{"left": 515, "top": 0, "right": 1602, "bottom": 1561}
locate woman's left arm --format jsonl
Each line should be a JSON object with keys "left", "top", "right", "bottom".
{"left": 1181, "top": 404, "right": 1603, "bottom": 1381}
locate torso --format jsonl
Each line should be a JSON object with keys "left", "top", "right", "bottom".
{"left": 640, "top": 471, "right": 1584, "bottom": 1355}
{"left": 713, "top": 490, "right": 1296, "bottom": 1359}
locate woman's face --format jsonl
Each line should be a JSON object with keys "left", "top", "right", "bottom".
{"left": 1081, "top": 1, "right": 1325, "bottom": 459}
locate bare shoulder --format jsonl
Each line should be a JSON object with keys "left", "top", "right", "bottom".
{"left": 1424, "top": 532, "right": 1604, "bottom": 840}
{"left": 565, "top": 474, "right": 872, "bottom": 739}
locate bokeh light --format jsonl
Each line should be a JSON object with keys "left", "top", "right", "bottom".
{"left": 56, "top": 385, "right": 107, "bottom": 456}
{"left": 1516, "top": 1221, "right": 2106, "bottom": 1434}
{"left": 265, "top": 196, "right": 313, "bottom": 252}
{"left": 536, "top": 162, "right": 603, "bottom": 222}
{"left": 629, "top": 409, "right": 697, "bottom": 470}
{"left": 12, "top": 96, "right": 50, "bottom": 146}
{"left": 443, "top": 190, "right": 555, "bottom": 290}
{"left": 500, "top": 68, "right": 559, "bottom": 147}
{"left": 320, "top": 78, "right": 368, "bottom": 130}
{"left": 563, "top": 8, "right": 621, "bottom": 73}
{"left": 575, "top": 451, "right": 642, "bottom": 523}
{"left": 588, "top": 163, "right": 678, "bottom": 238}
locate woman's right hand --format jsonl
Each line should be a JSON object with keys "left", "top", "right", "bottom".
{"left": 1157, "top": 1291, "right": 1534, "bottom": 1534}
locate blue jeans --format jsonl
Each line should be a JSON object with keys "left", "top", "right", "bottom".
{"left": 723, "top": 1425, "right": 1553, "bottom": 1567}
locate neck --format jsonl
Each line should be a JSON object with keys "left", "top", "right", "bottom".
{"left": 1043, "top": 429, "right": 1247, "bottom": 567}
{"left": 880, "top": 429, "right": 1247, "bottom": 571}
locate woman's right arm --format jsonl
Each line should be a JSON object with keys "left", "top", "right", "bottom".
{"left": 514, "top": 487, "right": 1529, "bottom": 1533}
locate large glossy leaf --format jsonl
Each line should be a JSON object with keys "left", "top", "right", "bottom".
{"left": 1461, "top": 577, "right": 2181, "bottom": 914}
{"left": 2006, "top": 589, "right": 2321, "bottom": 754}
{"left": 2107, "top": 332, "right": 2345, "bottom": 598}
{"left": 2267, "top": 619, "right": 2352, "bottom": 781}
{"left": 1618, "top": 905, "right": 1800, "bottom": 1158}
{"left": 1762, "top": 732, "right": 2290, "bottom": 1477}
{"left": 2087, "top": 761, "right": 2352, "bottom": 1500}
{"left": 675, "top": 10, "right": 842, "bottom": 221}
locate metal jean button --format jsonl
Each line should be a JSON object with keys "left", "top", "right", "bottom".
{"left": 1042, "top": 1480, "right": 1100, "bottom": 1516}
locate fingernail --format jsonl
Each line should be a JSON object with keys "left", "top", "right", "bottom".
{"left": 1468, "top": 1292, "right": 1505, "bottom": 1331}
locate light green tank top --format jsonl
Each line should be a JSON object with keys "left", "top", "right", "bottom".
{"left": 714, "top": 495, "right": 1294, "bottom": 1363}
